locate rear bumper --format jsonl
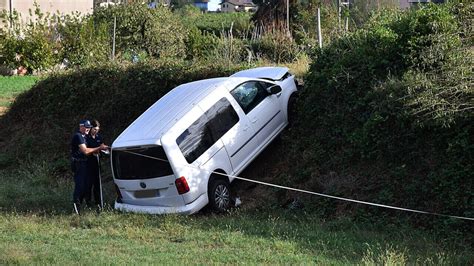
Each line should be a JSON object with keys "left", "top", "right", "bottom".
{"left": 114, "top": 193, "right": 208, "bottom": 215}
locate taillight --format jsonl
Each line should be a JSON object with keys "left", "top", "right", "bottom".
{"left": 175, "top": 176, "right": 190, "bottom": 194}
{"left": 115, "top": 184, "right": 123, "bottom": 202}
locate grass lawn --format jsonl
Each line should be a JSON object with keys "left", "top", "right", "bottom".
{"left": 0, "top": 76, "right": 39, "bottom": 110}
{"left": 0, "top": 162, "right": 472, "bottom": 264}
{"left": 2, "top": 210, "right": 468, "bottom": 265}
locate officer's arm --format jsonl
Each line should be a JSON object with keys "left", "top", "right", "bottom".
{"left": 78, "top": 143, "right": 103, "bottom": 155}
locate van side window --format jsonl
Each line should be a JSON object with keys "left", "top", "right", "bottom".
{"left": 205, "top": 97, "right": 239, "bottom": 142}
{"left": 231, "top": 81, "right": 269, "bottom": 114}
{"left": 176, "top": 115, "right": 213, "bottom": 164}
{"left": 177, "top": 98, "right": 239, "bottom": 163}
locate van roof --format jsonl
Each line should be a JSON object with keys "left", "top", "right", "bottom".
{"left": 112, "top": 76, "right": 250, "bottom": 148}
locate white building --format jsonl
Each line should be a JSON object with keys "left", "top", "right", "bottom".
{"left": 0, "top": 0, "right": 93, "bottom": 27}
{"left": 220, "top": 0, "right": 256, "bottom": 13}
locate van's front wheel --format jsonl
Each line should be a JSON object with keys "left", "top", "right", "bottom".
{"left": 287, "top": 93, "right": 298, "bottom": 128}
{"left": 208, "top": 179, "right": 231, "bottom": 213}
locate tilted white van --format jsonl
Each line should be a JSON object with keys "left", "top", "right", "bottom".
{"left": 111, "top": 67, "right": 298, "bottom": 214}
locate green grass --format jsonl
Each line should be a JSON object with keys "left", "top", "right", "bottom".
{"left": 0, "top": 162, "right": 472, "bottom": 264}
{"left": 0, "top": 76, "right": 39, "bottom": 108}
{"left": 2, "top": 211, "right": 466, "bottom": 264}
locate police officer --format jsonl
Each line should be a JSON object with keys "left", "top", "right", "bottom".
{"left": 71, "top": 119, "right": 108, "bottom": 214}
{"left": 85, "top": 119, "right": 107, "bottom": 209}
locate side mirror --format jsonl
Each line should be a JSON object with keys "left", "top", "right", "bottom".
{"left": 268, "top": 85, "right": 282, "bottom": 95}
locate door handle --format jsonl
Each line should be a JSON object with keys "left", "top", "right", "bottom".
{"left": 251, "top": 119, "right": 257, "bottom": 123}
{"left": 243, "top": 125, "right": 250, "bottom": 131}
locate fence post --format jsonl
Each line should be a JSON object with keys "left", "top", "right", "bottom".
{"left": 112, "top": 16, "right": 116, "bottom": 60}
{"left": 8, "top": 0, "right": 13, "bottom": 30}
{"left": 317, "top": 8, "right": 322, "bottom": 49}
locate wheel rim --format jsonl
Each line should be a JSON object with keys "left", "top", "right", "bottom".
{"left": 214, "top": 184, "right": 230, "bottom": 209}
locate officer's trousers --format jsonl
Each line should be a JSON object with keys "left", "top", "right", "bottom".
{"left": 73, "top": 161, "right": 88, "bottom": 204}
{"left": 86, "top": 157, "right": 100, "bottom": 205}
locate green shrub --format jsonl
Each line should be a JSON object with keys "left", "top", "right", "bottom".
{"left": 292, "top": 2, "right": 341, "bottom": 49}
{"left": 180, "top": 11, "right": 253, "bottom": 37}
{"left": 56, "top": 14, "right": 110, "bottom": 67}
{"left": 0, "top": 7, "right": 59, "bottom": 71}
{"left": 250, "top": 29, "right": 301, "bottom": 63}
{"left": 288, "top": 3, "right": 473, "bottom": 229}
{"left": 452, "top": 2, "right": 473, "bottom": 46}
{"left": 93, "top": 3, "right": 187, "bottom": 60}
{"left": 185, "top": 27, "right": 219, "bottom": 60}
{"left": 210, "top": 31, "right": 248, "bottom": 65}
{"left": 174, "top": 4, "right": 202, "bottom": 18}
{"left": 0, "top": 33, "right": 18, "bottom": 69}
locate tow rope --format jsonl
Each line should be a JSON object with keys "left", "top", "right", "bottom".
{"left": 120, "top": 150, "right": 473, "bottom": 221}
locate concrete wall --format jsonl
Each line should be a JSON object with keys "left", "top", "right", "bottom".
{"left": 0, "top": 0, "right": 93, "bottom": 24}
{"left": 399, "top": 0, "right": 445, "bottom": 9}
{"left": 399, "top": 0, "right": 410, "bottom": 8}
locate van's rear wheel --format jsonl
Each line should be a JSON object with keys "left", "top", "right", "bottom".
{"left": 208, "top": 179, "right": 231, "bottom": 213}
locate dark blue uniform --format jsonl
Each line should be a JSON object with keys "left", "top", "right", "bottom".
{"left": 71, "top": 131, "right": 88, "bottom": 205}
{"left": 86, "top": 134, "right": 103, "bottom": 205}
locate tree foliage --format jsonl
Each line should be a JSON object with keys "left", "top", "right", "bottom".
{"left": 93, "top": 3, "right": 187, "bottom": 59}
{"left": 0, "top": 6, "right": 59, "bottom": 71}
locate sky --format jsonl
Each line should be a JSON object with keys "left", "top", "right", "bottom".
{"left": 208, "top": 0, "right": 220, "bottom": 11}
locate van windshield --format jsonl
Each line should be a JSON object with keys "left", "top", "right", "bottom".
{"left": 112, "top": 146, "right": 174, "bottom": 180}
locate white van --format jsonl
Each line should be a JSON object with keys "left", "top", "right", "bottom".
{"left": 111, "top": 67, "right": 298, "bottom": 214}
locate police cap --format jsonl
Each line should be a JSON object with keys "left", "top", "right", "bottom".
{"left": 79, "top": 120, "right": 92, "bottom": 128}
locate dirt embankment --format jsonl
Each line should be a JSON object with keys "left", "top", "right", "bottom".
{"left": 0, "top": 106, "right": 7, "bottom": 116}
{"left": 230, "top": 137, "right": 291, "bottom": 210}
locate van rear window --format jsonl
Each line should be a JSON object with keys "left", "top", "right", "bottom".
{"left": 112, "top": 146, "right": 173, "bottom": 180}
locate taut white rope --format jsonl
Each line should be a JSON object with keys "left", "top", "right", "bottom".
{"left": 121, "top": 150, "right": 474, "bottom": 221}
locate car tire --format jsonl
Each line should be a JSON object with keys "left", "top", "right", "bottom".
{"left": 287, "top": 93, "right": 298, "bottom": 128}
{"left": 208, "top": 179, "right": 231, "bottom": 213}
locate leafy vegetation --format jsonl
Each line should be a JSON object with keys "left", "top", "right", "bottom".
{"left": 0, "top": 6, "right": 60, "bottom": 72}
{"left": 250, "top": 28, "right": 302, "bottom": 62}
{"left": 179, "top": 5, "right": 253, "bottom": 37}
{"left": 0, "top": 3, "right": 189, "bottom": 69}
{"left": 0, "top": 2, "right": 309, "bottom": 70}
{"left": 56, "top": 14, "right": 110, "bottom": 67}
{"left": 285, "top": 3, "right": 473, "bottom": 232}
{"left": 94, "top": 3, "right": 187, "bottom": 60}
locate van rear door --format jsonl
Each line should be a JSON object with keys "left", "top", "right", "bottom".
{"left": 112, "top": 145, "right": 184, "bottom": 207}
